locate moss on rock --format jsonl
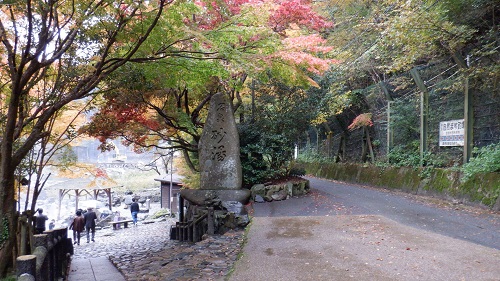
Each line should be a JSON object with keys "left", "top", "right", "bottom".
{"left": 298, "top": 161, "right": 499, "bottom": 209}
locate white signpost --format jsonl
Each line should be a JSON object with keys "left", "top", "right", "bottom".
{"left": 439, "top": 119, "right": 465, "bottom": 146}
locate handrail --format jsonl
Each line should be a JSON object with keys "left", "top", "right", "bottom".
{"left": 16, "top": 227, "right": 73, "bottom": 281}
{"left": 174, "top": 204, "right": 215, "bottom": 242}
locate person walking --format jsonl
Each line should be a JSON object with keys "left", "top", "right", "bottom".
{"left": 69, "top": 210, "right": 85, "bottom": 245}
{"left": 130, "top": 198, "right": 140, "bottom": 225}
{"left": 34, "top": 208, "right": 48, "bottom": 234}
{"left": 84, "top": 207, "right": 98, "bottom": 243}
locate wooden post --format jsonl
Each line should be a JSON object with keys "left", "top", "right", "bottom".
{"left": 176, "top": 222, "right": 181, "bottom": 241}
{"left": 365, "top": 126, "right": 375, "bottom": 162}
{"left": 327, "top": 131, "right": 332, "bottom": 158}
{"left": 312, "top": 127, "right": 320, "bottom": 154}
{"left": 187, "top": 220, "right": 193, "bottom": 242}
{"left": 379, "top": 82, "right": 394, "bottom": 157}
{"left": 451, "top": 52, "right": 473, "bottom": 163}
{"left": 33, "top": 234, "right": 49, "bottom": 281}
{"left": 207, "top": 207, "right": 215, "bottom": 235}
{"left": 106, "top": 188, "right": 112, "bottom": 212}
{"left": 179, "top": 196, "right": 184, "bottom": 222}
{"left": 410, "top": 68, "right": 429, "bottom": 166}
{"left": 179, "top": 222, "right": 184, "bottom": 242}
{"left": 75, "top": 189, "right": 80, "bottom": 213}
{"left": 387, "top": 101, "right": 393, "bottom": 157}
{"left": 322, "top": 123, "right": 333, "bottom": 158}
{"left": 361, "top": 131, "right": 367, "bottom": 162}
{"left": 16, "top": 255, "right": 36, "bottom": 279}
{"left": 193, "top": 215, "right": 199, "bottom": 242}
{"left": 464, "top": 77, "right": 473, "bottom": 163}
{"left": 379, "top": 81, "right": 393, "bottom": 101}
{"left": 19, "top": 215, "right": 27, "bottom": 255}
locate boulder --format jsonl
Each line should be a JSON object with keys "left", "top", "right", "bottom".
{"left": 250, "top": 178, "right": 310, "bottom": 202}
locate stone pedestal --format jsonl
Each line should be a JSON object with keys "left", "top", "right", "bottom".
{"left": 180, "top": 189, "right": 251, "bottom": 206}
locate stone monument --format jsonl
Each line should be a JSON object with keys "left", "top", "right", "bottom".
{"left": 180, "top": 92, "right": 251, "bottom": 207}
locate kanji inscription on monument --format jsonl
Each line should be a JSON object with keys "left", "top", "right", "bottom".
{"left": 198, "top": 92, "right": 242, "bottom": 190}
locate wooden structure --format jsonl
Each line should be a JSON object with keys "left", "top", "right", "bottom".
{"left": 155, "top": 177, "right": 183, "bottom": 213}
{"left": 49, "top": 178, "right": 117, "bottom": 219}
{"left": 111, "top": 219, "right": 133, "bottom": 229}
{"left": 57, "top": 187, "right": 113, "bottom": 218}
{"left": 171, "top": 198, "right": 215, "bottom": 242}
{"left": 17, "top": 228, "right": 72, "bottom": 281}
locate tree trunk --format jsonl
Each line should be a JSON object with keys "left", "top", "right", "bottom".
{"left": 362, "top": 126, "right": 375, "bottom": 162}
{"left": 336, "top": 133, "right": 347, "bottom": 163}
{"left": 182, "top": 150, "right": 198, "bottom": 173}
{"left": 361, "top": 133, "right": 368, "bottom": 162}
{"left": 0, "top": 84, "right": 21, "bottom": 276}
{"left": 0, "top": 167, "right": 18, "bottom": 276}
{"left": 322, "top": 123, "right": 333, "bottom": 158}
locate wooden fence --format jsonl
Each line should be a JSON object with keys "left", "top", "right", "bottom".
{"left": 17, "top": 228, "right": 73, "bottom": 281}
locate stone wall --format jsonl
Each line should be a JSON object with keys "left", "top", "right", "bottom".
{"left": 296, "top": 162, "right": 500, "bottom": 211}
{"left": 250, "top": 180, "right": 310, "bottom": 202}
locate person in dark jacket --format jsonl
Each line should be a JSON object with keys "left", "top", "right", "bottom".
{"left": 84, "top": 207, "right": 98, "bottom": 243}
{"left": 34, "top": 208, "right": 48, "bottom": 234}
{"left": 70, "top": 210, "right": 85, "bottom": 245}
{"left": 130, "top": 198, "right": 140, "bottom": 225}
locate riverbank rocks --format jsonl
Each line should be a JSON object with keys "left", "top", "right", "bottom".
{"left": 250, "top": 178, "right": 310, "bottom": 202}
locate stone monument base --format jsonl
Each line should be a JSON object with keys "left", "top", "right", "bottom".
{"left": 180, "top": 189, "right": 251, "bottom": 206}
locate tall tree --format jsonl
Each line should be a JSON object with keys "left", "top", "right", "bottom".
{"left": 80, "top": 0, "right": 337, "bottom": 174}
{"left": 0, "top": 0, "right": 168, "bottom": 276}
{"left": 239, "top": 77, "right": 321, "bottom": 185}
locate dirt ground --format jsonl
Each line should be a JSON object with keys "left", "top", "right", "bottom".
{"left": 229, "top": 215, "right": 500, "bottom": 281}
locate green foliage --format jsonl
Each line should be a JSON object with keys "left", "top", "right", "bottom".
{"left": 386, "top": 143, "right": 445, "bottom": 170}
{"left": 387, "top": 145, "right": 421, "bottom": 167}
{"left": 0, "top": 217, "right": 8, "bottom": 246}
{"left": 377, "top": 0, "right": 476, "bottom": 73}
{"left": 390, "top": 99, "right": 419, "bottom": 146}
{"left": 296, "top": 147, "right": 331, "bottom": 164}
{"left": 181, "top": 171, "right": 201, "bottom": 190}
{"left": 239, "top": 78, "right": 321, "bottom": 186}
{"left": 289, "top": 166, "right": 306, "bottom": 177}
{"left": 461, "top": 143, "right": 500, "bottom": 182}
{"left": 239, "top": 123, "right": 285, "bottom": 186}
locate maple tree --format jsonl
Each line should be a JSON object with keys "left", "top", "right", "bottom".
{"left": 0, "top": 0, "right": 169, "bottom": 276}
{"left": 311, "top": 0, "right": 498, "bottom": 167}
{"left": 348, "top": 113, "right": 373, "bottom": 131}
{"left": 81, "top": 0, "right": 337, "bottom": 175}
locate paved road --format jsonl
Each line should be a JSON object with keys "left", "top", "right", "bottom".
{"left": 253, "top": 176, "right": 500, "bottom": 250}
{"left": 230, "top": 177, "right": 500, "bottom": 280}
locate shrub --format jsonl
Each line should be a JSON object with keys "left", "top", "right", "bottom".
{"left": 461, "top": 143, "right": 500, "bottom": 182}
{"left": 289, "top": 166, "right": 306, "bottom": 177}
{"left": 296, "top": 147, "right": 331, "bottom": 163}
{"left": 387, "top": 142, "right": 446, "bottom": 169}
